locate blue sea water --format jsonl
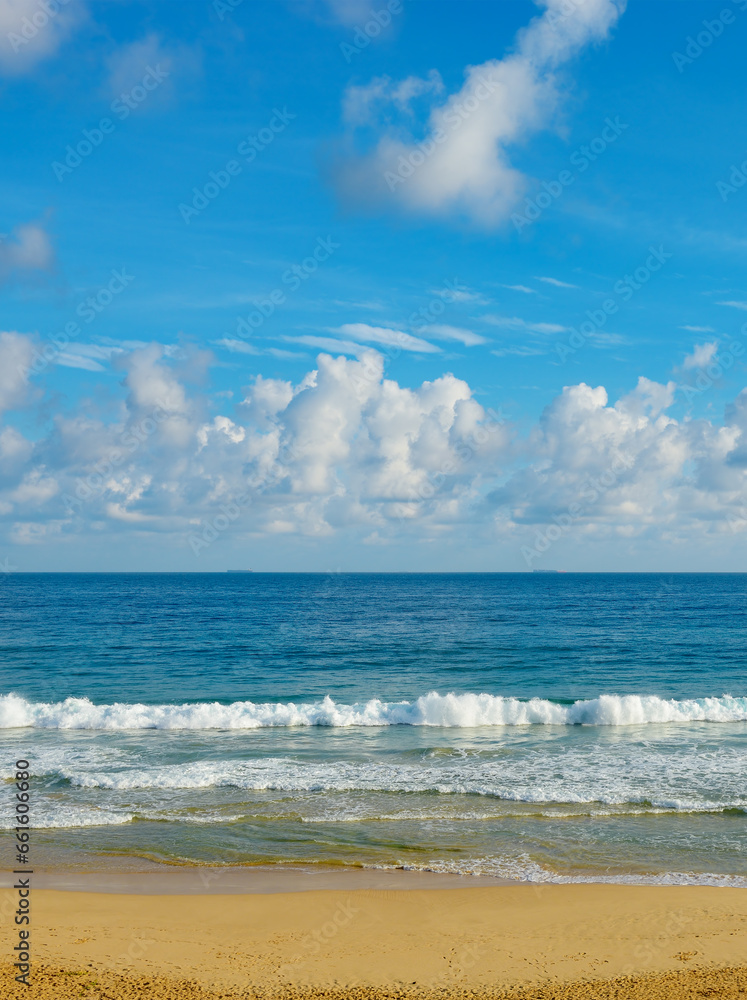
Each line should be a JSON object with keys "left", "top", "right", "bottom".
{"left": 1, "top": 572, "right": 746, "bottom": 884}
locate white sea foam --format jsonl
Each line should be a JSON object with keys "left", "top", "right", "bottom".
{"left": 385, "top": 855, "right": 747, "bottom": 888}
{"left": 0, "top": 804, "right": 132, "bottom": 830}
{"left": 2, "top": 691, "right": 747, "bottom": 730}
{"left": 40, "top": 754, "right": 744, "bottom": 816}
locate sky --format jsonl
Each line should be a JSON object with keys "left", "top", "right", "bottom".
{"left": 1, "top": 0, "right": 747, "bottom": 572}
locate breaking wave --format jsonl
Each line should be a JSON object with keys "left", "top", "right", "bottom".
{"left": 2, "top": 691, "right": 747, "bottom": 730}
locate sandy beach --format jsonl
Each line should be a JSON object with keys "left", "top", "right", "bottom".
{"left": 2, "top": 877, "right": 746, "bottom": 998}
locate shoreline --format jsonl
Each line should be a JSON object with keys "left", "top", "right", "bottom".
{"left": 1, "top": 883, "right": 746, "bottom": 997}
{"left": 0, "top": 865, "right": 516, "bottom": 894}
{"left": 3, "top": 859, "right": 746, "bottom": 893}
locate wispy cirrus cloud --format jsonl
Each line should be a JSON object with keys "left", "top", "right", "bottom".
{"left": 535, "top": 276, "right": 579, "bottom": 289}
{"left": 332, "top": 323, "right": 441, "bottom": 353}
{"left": 484, "top": 315, "right": 568, "bottom": 335}
{"left": 215, "top": 338, "right": 261, "bottom": 355}
{"left": 430, "top": 284, "right": 488, "bottom": 304}
{"left": 217, "top": 339, "right": 307, "bottom": 361}
{"left": 491, "top": 345, "right": 546, "bottom": 357}
{"left": 285, "top": 335, "right": 371, "bottom": 357}
{"left": 421, "top": 324, "right": 487, "bottom": 347}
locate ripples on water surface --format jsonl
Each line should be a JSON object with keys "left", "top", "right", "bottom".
{"left": 1, "top": 573, "right": 745, "bottom": 884}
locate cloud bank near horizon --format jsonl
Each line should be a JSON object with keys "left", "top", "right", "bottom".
{"left": 1, "top": 331, "right": 747, "bottom": 565}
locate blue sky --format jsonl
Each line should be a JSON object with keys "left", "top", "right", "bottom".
{"left": 2, "top": 0, "right": 747, "bottom": 571}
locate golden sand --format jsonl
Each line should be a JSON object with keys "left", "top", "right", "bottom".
{"left": 2, "top": 883, "right": 746, "bottom": 998}
{"left": 2, "top": 964, "right": 747, "bottom": 999}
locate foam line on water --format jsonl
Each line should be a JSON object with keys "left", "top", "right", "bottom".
{"left": 2, "top": 691, "right": 747, "bottom": 730}
{"left": 385, "top": 856, "right": 747, "bottom": 888}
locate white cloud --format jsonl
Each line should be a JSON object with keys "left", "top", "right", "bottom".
{"left": 105, "top": 33, "right": 198, "bottom": 105}
{"left": 197, "top": 416, "right": 245, "bottom": 451}
{"left": 682, "top": 342, "right": 718, "bottom": 371}
{"left": 680, "top": 325, "right": 715, "bottom": 333}
{"left": 342, "top": 71, "right": 443, "bottom": 126}
{"left": 321, "top": 0, "right": 379, "bottom": 26}
{"left": 215, "top": 338, "right": 261, "bottom": 355}
{"left": 286, "top": 335, "right": 371, "bottom": 357}
{"left": 52, "top": 342, "right": 125, "bottom": 372}
{"left": 123, "top": 344, "right": 189, "bottom": 416}
{"left": 11, "top": 468, "right": 58, "bottom": 505}
{"left": 535, "top": 276, "right": 579, "bottom": 289}
{"left": 490, "top": 377, "right": 694, "bottom": 538}
{"left": 333, "top": 323, "right": 441, "bottom": 353}
{"left": 0, "top": 0, "right": 85, "bottom": 75}
{"left": 10, "top": 520, "right": 64, "bottom": 544}
{"left": 333, "top": 0, "right": 625, "bottom": 225}
{"left": 216, "top": 339, "right": 307, "bottom": 361}
{"left": 2, "top": 343, "right": 747, "bottom": 562}
{"left": 0, "top": 222, "right": 54, "bottom": 283}
{"left": 422, "top": 324, "right": 487, "bottom": 347}
{"left": 238, "top": 352, "right": 506, "bottom": 506}
{"left": 0, "top": 348, "right": 508, "bottom": 541}
{"left": 56, "top": 353, "right": 106, "bottom": 372}
{"left": 491, "top": 345, "right": 546, "bottom": 357}
{"left": 266, "top": 348, "right": 308, "bottom": 360}
{"left": 431, "top": 284, "right": 487, "bottom": 304}
{"left": 499, "top": 284, "right": 535, "bottom": 294}
{"left": 0, "top": 331, "right": 34, "bottom": 413}
{"left": 717, "top": 300, "right": 747, "bottom": 311}
{"left": 484, "top": 315, "right": 568, "bottom": 335}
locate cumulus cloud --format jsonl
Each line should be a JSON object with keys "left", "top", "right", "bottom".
{"left": 0, "top": 347, "right": 508, "bottom": 543}
{"left": 0, "top": 0, "right": 85, "bottom": 75}
{"left": 105, "top": 33, "right": 199, "bottom": 106}
{"left": 234, "top": 352, "right": 506, "bottom": 519}
{"left": 491, "top": 377, "right": 699, "bottom": 539}
{"left": 332, "top": 0, "right": 625, "bottom": 225}
{"left": 2, "top": 343, "right": 747, "bottom": 560}
{"left": 0, "top": 222, "right": 54, "bottom": 284}
{"left": 682, "top": 342, "right": 718, "bottom": 371}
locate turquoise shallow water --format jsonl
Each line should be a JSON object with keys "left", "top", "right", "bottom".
{"left": 1, "top": 573, "right": 746, "bottom": 883}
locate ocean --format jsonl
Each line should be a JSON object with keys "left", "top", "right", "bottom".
{"left": 1, "top": 572, "right": 746, "bottom": 885}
